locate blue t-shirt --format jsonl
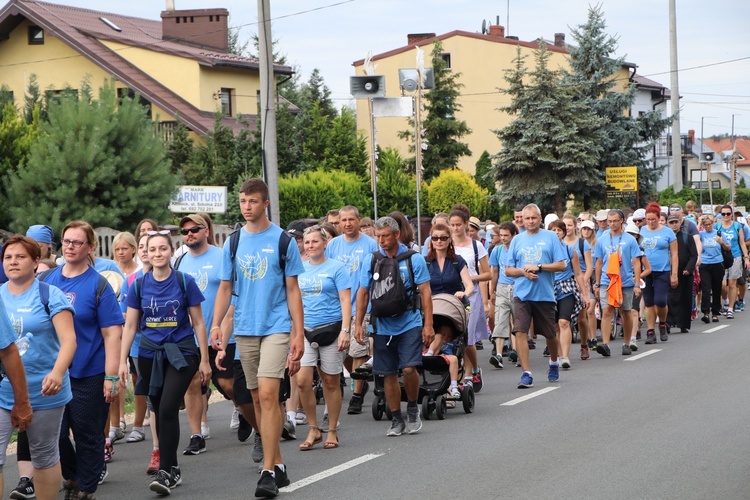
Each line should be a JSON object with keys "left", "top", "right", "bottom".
{"left": 427, "top": 256, "right": 467, "bottom": 296}
{"left": 570, "top": 238, "right": 591, "bottom": 273}
{"left": 300, "top": 258, "right": 350, "bottom": 328}
{"left": 120, "top": 270, "right": 143, "bottom": 358}
{"left": 94, "top": 258, "right": 124, "bottom": 276}
{"left": 639, "top": 225, "right": 676, "bottom": 272}
{"left": 715, "top": 222, "right": 745, "bottom": 258}
{"left": 0, "top": 281, "right": 74, "bottom": 410}
{"left": 506, "top": 229, "right": 568, "bottom": 303}
{"left": 554, "top": 241, "right": 574, "bottom": 285}
{"left": 489, "top": 245, "right": 515, "bottom": 287}
{"left": 40, "top": 266, "right": 124, "bottom": 378}
{"left": 125, "top": 271, "right": 204, "bottom": 359}
{"left": 421, "top": 236, "right": 432, "bottom": 257}
{"left": 219, "top": 224, "right": 305, "bottom": 337}
{"left": 325, "top": 233, "right": 378, "bottom": 315}
{"left": 175, "top": 246, "right": 232, "bottom": 344}
{"left": 700, "top": 229, "right": 723, "bottom": 265}
{"left": 359, "top": 243, "right": 430, "bottom": 336}
{"left": 593, "top": 230, "right": 643, "bottom": 288}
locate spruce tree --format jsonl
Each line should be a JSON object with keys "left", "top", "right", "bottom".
{"left": 7, "top": 81, "right": 178, "bottom": 233}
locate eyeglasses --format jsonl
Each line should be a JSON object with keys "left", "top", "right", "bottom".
{"left": 668, "top": 220, "right": 680, "bottom": 224}
{"left": 431, "top": 235, "right": 450, "bottom": 242}
{"left": 180, "top": 226, "right": 205, "bottom": 235}
{"left": 147, "top": 230, "right": 171, "bottom": 236}
{"left": 61, "top": 238, "right": 87, "bottom": 248}
{"left": 721, "top": 212, "right": 732, "bottom": 216}
{"left": 669, "top": 207, "right": 682, "bottom": 212}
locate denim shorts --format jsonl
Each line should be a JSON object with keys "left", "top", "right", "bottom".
{"left": 372, "top": 326, "right": 423, "bottom": 376}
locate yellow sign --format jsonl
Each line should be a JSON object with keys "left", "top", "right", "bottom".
{"left": 606, "top": 166, "right": 638, "bottom": 191}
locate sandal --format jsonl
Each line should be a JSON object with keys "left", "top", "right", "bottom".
{"left": 299, "top": 426, "right": 322, "bottom": 451}
{"left": 323, "top": 426, "right": 339, "bottom": 449}
{"left": 712, "top": 316, "right": 719, "bottom": 323}
{"left": 126, "top": 428, "right": 145, "bottom": 443}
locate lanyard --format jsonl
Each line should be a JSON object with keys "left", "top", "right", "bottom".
{"left": 609, "top": 233, "right": 622, "bottom": 255}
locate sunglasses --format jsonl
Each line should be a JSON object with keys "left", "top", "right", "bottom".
{"left": 633, "top": 219, "right": 644, "bottom": 223}
{"left": 668, "top": 220, "right": 680, "bottom": 224}
{"left": 146, "top": 230, "right": 171, "bottom": 236}
{"left": 180, "top": 226, "right": 205, "bottom": 235}
{"left": 721, "top": 212, "right": 732, "bottom": 216}
{"left": 303, "top": 225, "right": 329, "bottom": 239}
{"left": 431, "top": 235, "right": 450, "bottom": 242}
{"left": 669, "top": 207, "right": 682, "bottom": 212}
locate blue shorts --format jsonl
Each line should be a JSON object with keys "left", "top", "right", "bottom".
{"left": 372, "top": 326, "right": 423, "bottom": 376}
{"left": 643, "top": 271, "right": 670, "bottom": 308}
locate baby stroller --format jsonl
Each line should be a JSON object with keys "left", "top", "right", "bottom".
{"left": 419, "top": 293, "right": 473, "bottom": 420}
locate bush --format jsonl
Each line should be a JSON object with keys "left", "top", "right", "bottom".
{"left": 427, "top": 169, "right": 489, "bottom": 218}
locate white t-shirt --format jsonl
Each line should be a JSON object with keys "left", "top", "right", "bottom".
{"left": 454, "top": 239, "right": 488, "bottom": 278}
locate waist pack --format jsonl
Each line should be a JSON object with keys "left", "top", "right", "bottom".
{"left": 304, "top": 321, "right": 342, "bottom": 347}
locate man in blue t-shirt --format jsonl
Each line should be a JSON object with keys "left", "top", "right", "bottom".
{"left": 506, "top": 204, "right": 567, "bottom": 389}
{"left": 594, "top": 209, "right": 643, "bottom": 356}
{"left": 355, "top": 215, "right": 433, "bottom": 437}
{"left": 209, "top": 179, "right": 304, "bottom": 498}
{"left": 325, "top": 205, "right": 378, "bottom": 415}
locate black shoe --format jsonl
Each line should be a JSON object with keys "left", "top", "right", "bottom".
{"left": 347, "top": 395, "right": 363, "bottom": 414}
{"left": 281, "top": 416, "right": 296, "bottom": 440}
{"left": 528, "top": 340, "right": 536, "bottom": 350}
{"left": 149, "top": 470, "right": 174, "bottom": 496}
{"left": 238, "top": 413, "right": 252, "bottom": 442}
{"left": 9, "top": 476, "right": 35, "bottom": 499}
{"left": 596, "top": 344, "right": 611, "bottom": 357}
{"left": 98, "top": 463, "right": 108, "bottom": 485}
{"left": 621, "top": 344, "right": 631, "bottom": 356}
{"left": 255, "top": 470, "right": 279, "bottom": 498}
{"left": 712, "top": 315, "right": 719, "bottom": 323}
{"left": 645, "top": 330, "right": 657, "bottom": 344}
{"left": 475, "top": 340, "right": 484, "bottom": 350}
{"left": 274, "top": 465, "right": 290, "bottom": 488}
{"left": 543, "top": 346, "right": 550, "bottom": 357}
{"left": 170, "top": 466, "right": 182, "bottom": 487}
{"left": 701, "top": 314, "right": 710, "bottom": 324}
{"left": 182, "top": 434, "right": 206, "bottom": 455}
{"left": 502, "top": 344, "right": 509, "bottom": 357}
{"left": 680, "top": 328, "right": 689, "bottom": 333}
{"left": 659, "top": 323, "right": 668, "bottom": 342}
{"left": 361, "top": 379, "right": 370, "bottom": 398}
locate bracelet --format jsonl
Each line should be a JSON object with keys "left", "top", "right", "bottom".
{"left": 210, "top": 326, "right": 222, "bottom": 332}
{"left": 104, "top": 375, "right": 119, "bottom": 394}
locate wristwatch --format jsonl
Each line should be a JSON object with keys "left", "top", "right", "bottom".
{"left": 537, "top": 263, "right": 543, "bottom": 272}
{"left": 343, "top": 328, "right": 351, "bottom": 333}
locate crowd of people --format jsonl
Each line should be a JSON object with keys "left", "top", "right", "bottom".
{"left": 0, "top": 181, "right": 745, "bottom": 499}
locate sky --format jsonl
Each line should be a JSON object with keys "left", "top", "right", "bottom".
{"left": 45, "top": 0, "right": 750, "bottom": 138}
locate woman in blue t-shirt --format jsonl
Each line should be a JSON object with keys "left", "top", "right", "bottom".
{"left": 699, "top": 215, "right": 729, "bottom": 323}
{"left": 296, "top": 226, "right": 351, "bottom": 451}
{"left": 0, "top": 235, "right": 76, "bottom": 500}
{"left": 119, "top": 232, "right": 210, "bottom": 495}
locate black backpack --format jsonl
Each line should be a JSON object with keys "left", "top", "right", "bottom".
{"left": 369, "top": 250, "right": 418, "bottom": 318}
{"left": 227, "top": 228, "right": 292, "bottom": 296}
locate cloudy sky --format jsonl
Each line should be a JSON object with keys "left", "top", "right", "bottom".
{"left": 47, "top": 0, "right": 750, "bottom": 138}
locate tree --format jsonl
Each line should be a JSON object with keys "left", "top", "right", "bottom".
{"left": 24, "top": 73, "right": 43, "bottom": 124}
{"left": 565, "top": 5, "right": 673, "bottom": 203}
{"left": 0, "top": 85, "right": 13, "bottom": 111}
{"left": 165, "top": 120, "right": 195, "bottom": 178}
{"left": 474, "top": 150, "right": 494, "bottom": 192}
{"left": 427, "top": 169, "right": 488, "bottom": 219}
{"left": 492, "top": 44, "right": 604, "bottom": 215}
{"left": 7, "top": 81, "right": 178, "bottom": 233}
{"left": 0, "top": 103, "right": 39, "bottom": 228}
{"left": 374, "top": 147, "right": 423, "bottom": 216}
{"left": 399, "top": 39, "right": 471, "bottom": 180}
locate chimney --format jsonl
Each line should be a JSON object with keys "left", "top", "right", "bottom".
{"left": 161, "top": 8, "right": 229, "bottom": 52}
{"left": 165, "top": 0, "right": 175, "bottom": 11}
{"left": 554, "top": 33, "right": 566, "bottom": 47}
{"left": 407, "top": 33, "right": 436, "bottom": 45}
{"left": 488, "top": 24, "right": 505, "bottom": 37}
{"left": 688, "top": 129, "right": 695, "bottom": 144}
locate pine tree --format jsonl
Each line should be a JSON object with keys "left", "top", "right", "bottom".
{"left": 7, "top": 81, "right": 178, "bottom": 233}
{"left": 399, "top": 39, "right": 471, "bottom": 180}
{"left": 565, "top": 5, "right": 673, "bottom": 203}
{"left": 0, "top": 103, "right": 39, "bottom": 228}
{"left": 24, "top": 73, "right": 43, "bottom": 124}
{"left": 492, "top": 44, "right": 603, "bottom": 215}
{"left": 474, "top": 150, "right": 494, "bottom": 192}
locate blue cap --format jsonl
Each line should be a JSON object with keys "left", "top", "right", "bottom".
{"left": 25, "top": 225, "right": 54, "bottom": 245}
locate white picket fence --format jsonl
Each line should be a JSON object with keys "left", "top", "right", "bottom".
{"left": 94, "top": 225, "right": 235, "bottom": 259}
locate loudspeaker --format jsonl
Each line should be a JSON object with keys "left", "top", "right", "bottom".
{"left": 350, "top": 75, "right": 385, "bottom": 98}
{"left": 700, "top": 151, "right": 714, "bottom": 162}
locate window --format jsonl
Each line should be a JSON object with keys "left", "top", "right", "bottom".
{"left": 28, "top": 26, "right": 44, "bottom": 45}
{"left": 117, "top": 88, "right": 152, "bottom": 117}
{"left": 0, "top": 87, "right": 13, "bottom": 107}
{"left": 44, "top": 89, "right": 78, "bottom": 104}
{"left": 440, "top": 52, "right": 451, "bottom": 69}
{"left": 220, "top": 88, "right": 233, "bottom": 116}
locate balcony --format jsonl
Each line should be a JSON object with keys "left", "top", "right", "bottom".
{"left": 655, "top": 135, "right": 692, "bottom": 158}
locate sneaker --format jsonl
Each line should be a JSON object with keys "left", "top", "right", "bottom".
{"left": 170, "top": 465, "right": 182, "bottom": 487}
{"left": 386, "top": 418, "right": 406, "bottom": 437}
{"left": 78, "top": 493, "right": 96, "bottom": 500}
{"left": 543, "top": 346, "right": 550, "bottom": 357}
{"left": 238, "top": 413, "right": 252, "bottom": 442}
{"left": 727, "top": 310, "right": 734, "bottom": 319}
{"left": 147, "top": 448, "right": 160, "bottom": 475}
{"left": 489, "top": 354, "right": 504, "bottom": 369}
{"left": 255, "top": 470, "right": 278, "bottom": 498}
{"left": 528, "top": 340, "right": 536, "bottom": 350}
{"left": 518, "top": 371, "right": 534, "bottom": 389}
{"left": 200, "top": 422, "right": 211, "bottom": 439}
{"left": 182, "top": 434, "right": 206, "bottom": 455}
{"left": 596, "top": 344, "right": 611, "bottom": 357}
{"left": 629, "top": 339, "right": 638, "bottom": 352}
{"left": 281, "top": 416, "right": 296, "bottom": 440}
{"left": 475, "top": 340, "right": 484, "bottom": 350}
{"left": 701, "top": 314, "right": 710, "bottom": 324}
{"left": 104, "top": 442, "right": 113, "bottom": 463}
{"left": 739, "top": 300, "right": 745, "bottom": 311}
{"left": 406, "top": 407, "right": 422, "bottom": 434}
{"left": 449, "top": 386, "right": 461, "bottom": 399}
{"left": 295, "top": 412, "right": 308, "bottom": 425}
{"left": 127, "top": 428, "right": 145, "bottom": 443}
{"left": 251, "top": 434, "right": 264, "bottom": 463}
{"left": 320, "top": 413, "right": 329, "bottom": 432}
{"left": 622, "top": 343, "right": 632, "bottom": 356}
{"left": 580, "top": 346, "right": 590, "bottom": 360}
{"left": 274, "top": 465, "right": 290, "bottom": 488}
{"left": 559, "top": 356, "right": 571, "bottom": 369}
{"left": 547, "top": 363, "right": 559, "bottom": 382}
{"left": 9, "top": 476, "right": 35, "bottom": 499}
{"left": 347, "top": 395, "right": 364, "bottom": 415}
{"left": 508, "top": 349, "right": 518, "bottom": 363}
{"left": 659, "top": 323, "right": 669, "bottom": 342}
{"left": 149, "top": 470, "right": 174, "bottom": 496}
{"left": 502, "top": 343, "right": 509, "bottom": 357}
{"left": 62, "top": 480, "right": 78, "bottom": 500}
{"left": 110, "top": 426, "right": 125, "bottom": 443}
{"left": 645, "top": 329, "right": 657, "bottom": 344}
{"left": 230, "top": 407, "right": 240, "bottom": 430}
{"left": 98, "top": 463, "right": 108, "bottom": 485}
{"left": 461, "top": 378, "right": 473, "bottom": 389}
{"left": 471, "top": 369, "right": 483, "bottom": 392}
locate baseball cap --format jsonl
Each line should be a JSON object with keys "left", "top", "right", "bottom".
{"left": 580, "top": 220, "right": 595, "bottom": 230}
{"left": 179, "top": 214, "right": 207, "bottom": 228}
{"left": 633, "top": 208, "right": 646, "bottom": 220}
{"left": 667, "top": 214, "right": 680, "bottom": 223}
{"left": 26, "top": 225, "right": 54, "bottom": 245}
{"left": 468, "top": 216, "right": 481, "bottom": 230}
{"left": 595, "top": 209, "right": 609, "bottom": 221}
{"left": 286, "top": 220, "right": 308, "bottom": 238}
{"left": 625, "top": 223, "right": 640, "bottom": 236}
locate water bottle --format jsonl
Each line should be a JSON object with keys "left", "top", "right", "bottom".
{"left": 15, "top": 333, "right": 33, "bottom": 356}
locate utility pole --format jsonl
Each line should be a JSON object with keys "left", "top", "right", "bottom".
{"left": 730, "top": 114, "right": 740, "bottom": 203}
{"left": 669, "top": 0, "right": 682, "bottom": 192}
{"left": 258, "top": 0, "right": 280, "bottom": 224}
{"left": 701, "top": 116, "right": 715, "bottom": 206}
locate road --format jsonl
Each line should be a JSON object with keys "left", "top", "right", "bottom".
{"left": 3, "top": 318, "right": 749, "bottom": 499}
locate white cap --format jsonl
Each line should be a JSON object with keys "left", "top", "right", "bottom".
{"left": 633, "top": 208, "right": 646, "bottom": 219}
{"left": 595, "top": 209, "right": 609, "bottom": 221}
{"left": 625, "top": 224, "right": 640, "bottom": 236}
{"left": 581, "top": 220, "right": 596, "bottom": 230}
{"left": 544, "top": 214, "right": 559, "bottom": 229}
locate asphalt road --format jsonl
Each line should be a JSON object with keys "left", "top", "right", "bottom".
{"left": 3, "top": 316, "right": 749, "bottom": 499}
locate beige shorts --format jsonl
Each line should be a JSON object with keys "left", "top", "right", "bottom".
{"left": 349, "top": 314, "right": 370, "bottom": 358}
{"left": 235, "top": 333, "right": 290, "bottom": 390}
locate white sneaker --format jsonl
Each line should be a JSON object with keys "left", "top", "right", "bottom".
{"left": 449, "top": 386, "right": 461, "bottom": 399}
{"left": 629, "top": 339, "right": 638, "bottom": 352}
{"left": 230, "top": 408, "right": 240, "bottom": 430}
{"left": 201, "top": 422, "right": 211, "bottom": 439}
{"left": 559, "top": 356, "right": 571, "bottom": 369}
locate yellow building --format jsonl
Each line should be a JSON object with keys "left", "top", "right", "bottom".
{"left": 0, "top": 0, "right": 292, "bottom": 137}
{"left": 352, "top": 27, "right": 635, "bottom": 174}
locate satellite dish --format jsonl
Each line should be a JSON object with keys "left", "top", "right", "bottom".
{"left": 481, "top": 19, "right": 487, "bottom": 34}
